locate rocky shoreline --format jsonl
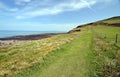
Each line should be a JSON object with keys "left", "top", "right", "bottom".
{"left": 0, "top": 33, "right": 60, "bottom": 47}
{"left": 0, "top": 40, "right": 29, "bottom": 47}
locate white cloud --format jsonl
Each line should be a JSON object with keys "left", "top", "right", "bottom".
{"left": 0, "top": 0, "right": 115, "bottom": 19}
{"left": 15, "top": 0, "right": 32, "bottom": 5}
{"left": 16, "top": 0, "right": 97, "bottom": 19}
{"left": 23, "top": 0, "right": 31, "bottom": 2}
{"left": 8, "top": 8, "right": 19, "bottom": 12}
{"left": 14, "top": 0, "right": 32, "bottom": 7}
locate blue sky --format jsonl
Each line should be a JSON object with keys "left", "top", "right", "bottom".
{"left": 0, "top": 0, "right": 120, "bottom": 31}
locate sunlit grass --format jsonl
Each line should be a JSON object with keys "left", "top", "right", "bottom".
{"left": 0, "top": 17, "right": 120, "bottom": 77}
{"left": 92, "top": 26, "right": 120, "bottom": 46}
{"left": 0, "top": 34, "right": 75, "bottom": 76}
{"left": 90, "top": 26, "right": 120, "bottom": 77}
{"left": 12, "top": 28, "right": 93, "bottom": 77}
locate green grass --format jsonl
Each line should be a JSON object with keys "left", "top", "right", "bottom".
{"left": 102, "top": 17, "right": 120, "bottom": 24}
{"left": 12, "top": 29, "right": 93, "bottom": 77}
{"left": 0, "top": 17, "right": 120, "bottom": 77}
{"left": 0, "top": 34, "right": 75, "bottom": 76}
{"left": 92, "top": 26, "right": 120, "bottom": 46}
{"left": 90, "top": 26, "right": 120, "bottom": 77}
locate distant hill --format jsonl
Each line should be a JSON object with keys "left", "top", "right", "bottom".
{"left": 69, "top": 16, "right": 120, "bottom": 33}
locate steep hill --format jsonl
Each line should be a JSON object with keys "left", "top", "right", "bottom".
{"left": 69, "top": 16, "right": 120, "bottom": 33}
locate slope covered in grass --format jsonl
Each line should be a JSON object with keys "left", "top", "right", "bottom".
{"left": 12, "top": 27, "right": 93, "bottom": 77}
{"left": 0, "top": 34, "right": 75, "bottom": 76}
{"left": 90, "top": 26, "right": 120, "bottom": 77}
{"left": 69, "top": 16, "right": 120, "bottom": 33}
{"left": 13, "top": 25, "right": 120, "bottom": 77}
{"left": 69, "top": 16, "right": 120, "bottom": 76}
{"left": 0, "top": 16, "right": 120, "bottom": 77}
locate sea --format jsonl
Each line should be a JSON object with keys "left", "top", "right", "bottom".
{"left": 0, "top": 31, "right": 65, "bottom": 38}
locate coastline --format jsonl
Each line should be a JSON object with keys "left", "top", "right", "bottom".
{"left": 0, "top": 33, "right": 59, "bottom": 40}
{"left": 0, "top": 33, "right": 62, "bottom": 47}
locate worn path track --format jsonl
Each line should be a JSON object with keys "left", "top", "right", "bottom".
{"left": 13, "top": 30, "right": 93, "bottom": 77}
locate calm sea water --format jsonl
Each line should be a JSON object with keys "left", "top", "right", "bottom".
{"left": 0, "top": 31, "right": 64, "bottom": 38}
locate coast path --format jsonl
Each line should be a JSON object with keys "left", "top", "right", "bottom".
{"left": 30, "top": 30, "right": 92, "bottom": 77}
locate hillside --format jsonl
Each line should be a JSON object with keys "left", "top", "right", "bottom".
{"left": 69, "top": 16, "right": 120, "bottom": 33}
{"left": 0, "top": 16, "right": 120, "bottom": 77}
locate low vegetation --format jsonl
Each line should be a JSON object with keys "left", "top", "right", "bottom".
{"left": 0, "top": 16, "right": 120, "bottom": 77}
{"left": 90, "top": 26, "right": 120, "bottom": 77}
{"left": 0, "top": 34, "right": 75, "bottom": 76}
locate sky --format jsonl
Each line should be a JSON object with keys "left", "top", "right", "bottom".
{"left": 0, "top": 0, "right": 120, "bottom": 31}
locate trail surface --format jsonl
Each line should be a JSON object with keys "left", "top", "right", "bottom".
{"left": 13, "top": 30, "right": 92, "bottom": 77}
{"left": 31, "top": 31, "right": 92, "bottom": 77}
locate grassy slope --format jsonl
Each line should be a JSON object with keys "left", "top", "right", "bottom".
{"left": 90, "top": 26, "right": 120, "bottom": 77}
{"left": 102, "top": 16, "right": 120, "bottom": 24}
{"left": 92, "top": 26, "right": 120, "bottom": 46}
{"left": 15, "top": 25, "right": 120, "bottom": 77}
{"left": 13, "top": 28, "right": 93, "bottom": 77}
{"left": 0, "top": 34, "right": 75, "bottom": 76}
{"left": 0, "top": 16, "right": 120, "bottom": 77}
